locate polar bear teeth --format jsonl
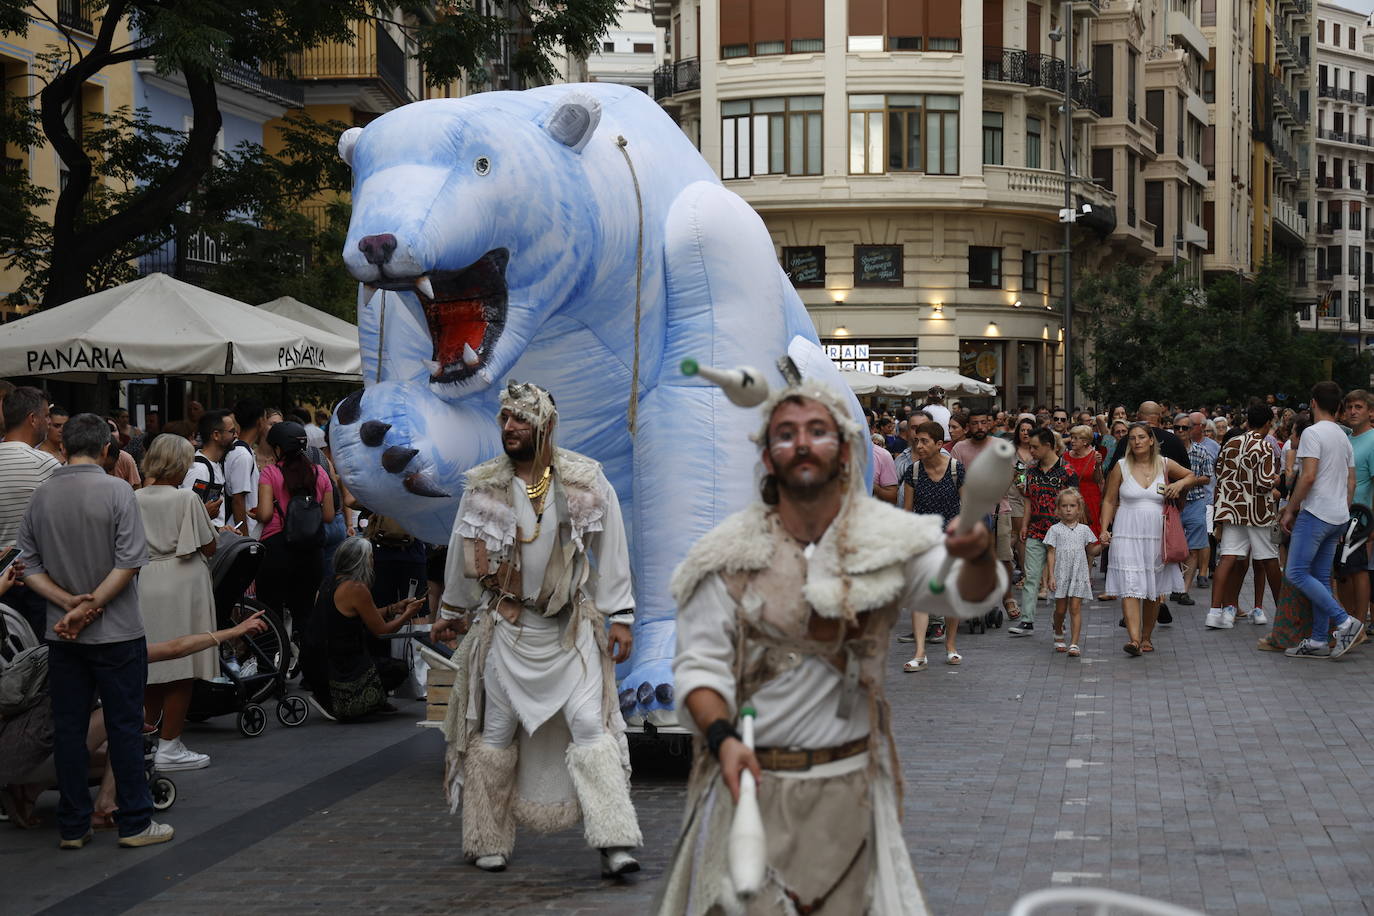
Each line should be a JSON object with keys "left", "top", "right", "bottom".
{"left": 415, "top": 275, "right": 435, "bottom": 300}
{"left": 462, "top": 343, "right": 480, "bottom": 367}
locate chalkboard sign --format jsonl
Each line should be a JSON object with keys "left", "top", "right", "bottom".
{"left": 782, "top": 246, "right": 825, "bottom": 288}
{"left": 854, "top": 245, "right": 903, "bottom": 286}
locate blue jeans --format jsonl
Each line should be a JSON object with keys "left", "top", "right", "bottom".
{"left": 46, "top": 638, "right": 153, "bottom": 839}
{"left": 1285, "top": 510, "right": 1351, "bottom": 644}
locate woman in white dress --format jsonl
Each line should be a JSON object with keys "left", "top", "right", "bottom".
{"left": 137, "top": 435, "right": 218, "bottom": 772}
{"left": 1100, "top": 423, "right": 1197, "bottom": 656}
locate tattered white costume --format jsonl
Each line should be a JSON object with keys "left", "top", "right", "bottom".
{"left": 655, "top": 381, "right": 1007, "bottom": 916}
{"left": 439, "top": 383, "right": 641, "bottom": 860}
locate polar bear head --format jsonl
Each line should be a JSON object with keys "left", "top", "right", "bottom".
{"left": 340, "top": 89, "right": 604, "bottom": 397}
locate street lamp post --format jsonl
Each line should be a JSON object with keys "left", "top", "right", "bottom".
{"left": 1056, "top": 1, "right": 1074, "bottom": 412}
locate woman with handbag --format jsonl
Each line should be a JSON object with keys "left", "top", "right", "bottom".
{"left": 1100, "top": 423, "right": 1198, "bottom": 656}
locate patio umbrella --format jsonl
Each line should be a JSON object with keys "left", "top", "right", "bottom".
{"left": 257, "top": 295, "right": 359, "bottom": 343}
{"left": 886, "top": 366, "right": 998, "bottom": 397}
{"left": 0, "top": 273, "right": 361, "bottom": 382}
{"left": 838, "top": 370, "right": 913, "bottom": 396}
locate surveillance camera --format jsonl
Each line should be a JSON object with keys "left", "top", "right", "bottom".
{"left": 1049, "top": 26, "right": 1065, "bottom": 41}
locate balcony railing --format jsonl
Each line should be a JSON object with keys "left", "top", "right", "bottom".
{"left": 1318, "top": 267, "right": 1335, "bottom": 281}
{"left": 1318, "top": 176, "right": 1341, "bottom": 189}
{"left": 218, "top": 61, "right": 305, "bottom": 108}
{"left": 266, "top": 22, "right": 412, "bottom": 105}
{"left": 983, "top": 47, "right": 1065, "bottom": 90}
{"left": 1340, "top": 89, "right": 1355, "bottom": 102}
{"left": 1128, "top": 98, "right": 1137, "bottom": 122}
{"left": 1276, "top": 19, "right": 1308, "bottom": 66}
{"left": 57, "top": 0, "right": 94, "bottom": 33}
{"left": 1319, "top": 84, "right": 1338, "bottom": 99}
{"left": 653, "top": 57, "right": 700, "bottom": 101}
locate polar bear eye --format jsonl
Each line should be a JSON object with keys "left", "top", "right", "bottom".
{"left": 474, "top": 156, "right": 491, "bottom": 176}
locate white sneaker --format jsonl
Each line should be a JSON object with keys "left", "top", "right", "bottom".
{"left": 1221, "top": 607, "right": 1236, "bottom": 629}
{"left": 118, "top": 821, "right": 174, "bottom": 847}
{"left": 1204, "top": 609, "right": 1225, "bottom": 629}
{"left": 1331, "top": 617, "right": 1367, "bottom": 659}
{"left": 154, "top": 739, "right": 210, "bottom": 772}
{"left": 600, "top": 847, "right": 641, "bottom": 877}
{"left": 474, "top": 854, "right": 508, "bottom": 872}
{"left": 1251, "top": 609, "right": 1269, "bottom": 625}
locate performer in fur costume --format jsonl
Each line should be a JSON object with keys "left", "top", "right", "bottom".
{"left": 655, "top": 378, "right": 1007, "bottom": 915}
{"left": 433, "top": 381, "right": 642, "bottom": 876}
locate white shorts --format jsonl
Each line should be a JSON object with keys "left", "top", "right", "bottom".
{"left": 1218, "top": 523, "right": 1278, "bottom": 561}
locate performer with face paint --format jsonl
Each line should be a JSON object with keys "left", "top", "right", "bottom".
{"left": 433, "top": 381, "right": 641, "bottom": 877}
{"left": 655, "top": 377, "right": 1006, "bottom": 915}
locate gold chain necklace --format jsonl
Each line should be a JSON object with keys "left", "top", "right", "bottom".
{"left": 518, "top": 466, "right": 552, "bottom": 544}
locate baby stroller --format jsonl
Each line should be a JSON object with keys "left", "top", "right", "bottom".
{"left": 185, "top": 534, "right": 309, "bottom": 737}
{"left": 0, "top": 604, "right": 176, "bottom": 815}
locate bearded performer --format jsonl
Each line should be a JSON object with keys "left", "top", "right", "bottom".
{"left": 431, "top": 381, "right": 642, "bottom": 877}
{"left": 654, "top": 379, "right": 1006, "bottom": 915}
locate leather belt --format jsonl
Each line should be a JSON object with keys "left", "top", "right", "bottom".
{"left": 753, "top": 736, "right": 868, "bottom": 772}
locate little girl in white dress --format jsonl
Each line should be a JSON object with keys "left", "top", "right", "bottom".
{"left": 1044, "top": 489, "right": 1103, "bottom": 657}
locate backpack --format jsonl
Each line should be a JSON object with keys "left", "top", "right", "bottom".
{"left": 276, "top": 464, "right": 325, "bottom": 548}
{"left": 0, "top": 605, "right": 47, "bottom": 717}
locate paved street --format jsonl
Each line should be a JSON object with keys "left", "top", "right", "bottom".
{"left": 6, "top": 574, "right": 1374, "bottom": 914}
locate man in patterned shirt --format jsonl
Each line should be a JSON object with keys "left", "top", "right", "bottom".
{"left": 1010, "top": 428, "right": 1079, "bottom": 637}
{"left": 1207, "top": 405, "right": 1282, "bottom": 628}
{"left": 1172, "top": 413, "right": 1216, "bottom": 606}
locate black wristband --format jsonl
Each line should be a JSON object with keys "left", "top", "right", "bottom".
{"left": 705, "top": 718, "right": 741, "bottom": 759}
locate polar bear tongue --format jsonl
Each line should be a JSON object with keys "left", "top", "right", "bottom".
{"left": 428, "top": 301, "right": 486, "bottom": 372}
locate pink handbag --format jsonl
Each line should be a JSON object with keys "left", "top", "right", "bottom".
{"left": 1161, "top": 500, "right": 1188, "bottom": 564}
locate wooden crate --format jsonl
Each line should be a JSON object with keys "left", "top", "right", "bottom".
{"left": 425, "top": 659, "right": 457, "bottom": 723}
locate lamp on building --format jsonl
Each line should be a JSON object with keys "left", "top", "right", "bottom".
{"left": 986, "top": 322, "right": 1000, "bottom": 336}
{"left": 833, "top": 325, "right": 850, "bottom": 337}
{"left": 832, "top": 289, "right": 848, "bottom": 303}
{"left": 931, "top": 302, "right": 944, "bottom": 317}
{"left": 1013, "top": 299, "right": 1023, "bottom": 308}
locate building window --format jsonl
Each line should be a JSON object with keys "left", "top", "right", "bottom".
{"left": 849, "top": 94, "right": 958, "bottom": 174}
{"left": 1022, "top": 251, "right": 1037, "bottom": 291}
{"left": 632, "top": 42, "right": 653, "bottom": 53}
{"left": 721, "top": 0, "right": 825, "bottom": 59}
{"left": 982, "top": 112, "right": 1004, "bottom": 165}
{"left": 782, "top": 245, "right": 826, "bottom": 288}
{"left": 848, "top": 0, "right": 961, "bottom": 51}
{"left": 1091, "top": 147, "right": 1113, "bottom": 191}
{"left": 854, "top": 244, "right": 903, "bottom": 286}
{"left": 1318, "top": 19, "right": 1325, "bottom": 42}
{"left": 969, "top": 246, "right": 1002, "bottom": 289}
{"left": 1335, "top": 23, "right": 1341, "bottom": 46}
{"left": 602, "top": 41, "right": 615, "bottom": 52}
{"left": 721, "top": 96, "right": 823, "bottom": 179}
{"left": 1026, "top": 116, "right": 1042, "bottom": 168}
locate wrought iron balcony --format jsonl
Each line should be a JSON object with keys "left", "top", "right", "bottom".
{"left": 653, "top": 57, "right": 700, "bottom": 101}
{"left": 57, "top": 0, "right": 94, "bottom": 33}
{"left": 1320, "top": 84, "right": 1339, "bottom": 99}
{"left": 982, "top": 47, "right": 1066, "bottom": 91}
{"left": 218, "top": 61, "right": 305, "bottom": 108}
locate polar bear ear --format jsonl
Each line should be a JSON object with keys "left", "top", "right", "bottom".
{"left": 543, "top": 93, "right": 602, "bottom": 154}
{"left": 338, "top": 127, "right": 363, "bottom": 168}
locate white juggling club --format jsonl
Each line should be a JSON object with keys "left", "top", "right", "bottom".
{"left": 929, "top": 438, "right": 1016, "bottom": 594}
{"left": 727, "top": 704, "right": 766, "bottom": 897}
{"left": 680, "top": 359, "right": 770, "bottom": 408}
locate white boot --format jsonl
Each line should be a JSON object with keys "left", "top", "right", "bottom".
{"left": 462, "top": 742, "right": 518, "bottom": 861}
{"left": 565, "top": 733, "right": 643, "bottom": 851}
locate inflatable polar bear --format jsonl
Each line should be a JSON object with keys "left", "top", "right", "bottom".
{"left": 328, "top": 83, "right": 866, "bottom": 725}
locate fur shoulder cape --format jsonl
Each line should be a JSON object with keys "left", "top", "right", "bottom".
{"left": 457, "top": 447, "right": 608, "bottom": 553}
{"left": 670, "top": 497, "right": 945, "bottom": 617}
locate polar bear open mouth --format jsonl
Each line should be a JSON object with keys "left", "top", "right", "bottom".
{"left": 409, "top": 247, "right": 509, "bottom": 384}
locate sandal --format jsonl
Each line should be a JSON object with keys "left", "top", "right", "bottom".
{"left": 1257, "top": 637, "right": 1283, "bottom": 652}
{"left": 903, "top": 656, "right": 928, "bottom": 672}
{"left": 946, "top": 652, "right": 962, "bottom": 666}
{"left": 1067, "top": 644, "right": 1081, "bottom": 657}
{"left": 1004, "top": 599, "right": 1022, "bottom": 620}
{"left": 1123, "top": 642, "right": 1141, "bottom": 657}
{"left": 1097, "top": 593, "right": 1116, "bottom": 601}
{"left": 1054, "top": 633, "right": 1067, "bottom": 653}
{"left": 1140, "top": 640, "right": 1154, "bottom": 653}
{"left": 0, "top": 785, "right": 41, "bottom": 830}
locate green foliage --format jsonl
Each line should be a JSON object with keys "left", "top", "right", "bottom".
{"left": 0, "top": 0, "right": 622, "bottom": 306}
{"left": 1076, "top": 259, "right": 1374, "bottom": 407}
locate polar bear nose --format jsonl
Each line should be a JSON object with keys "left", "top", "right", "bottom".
{"left": 358, "top": 233, "right": 398, "bottom": 266}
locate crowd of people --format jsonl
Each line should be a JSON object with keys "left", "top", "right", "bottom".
{"left": 869, "top": 383, "right": 1371, "bottom": 667}
{"left": 0, "top": 383, "right": 435, "bottom": 849}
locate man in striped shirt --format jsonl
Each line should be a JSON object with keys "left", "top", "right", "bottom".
{"left": 0, "top": 386, "right": 60, "bottom": 636}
